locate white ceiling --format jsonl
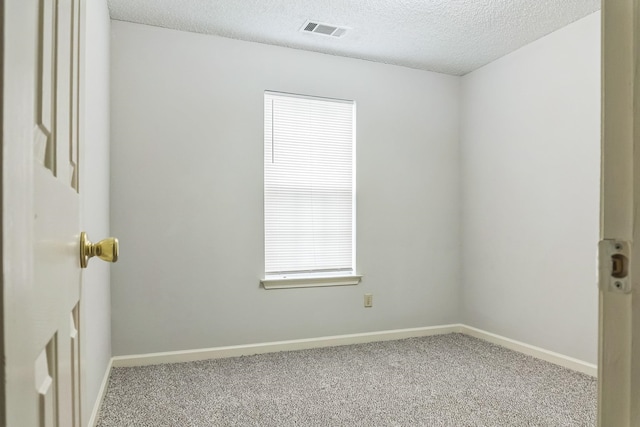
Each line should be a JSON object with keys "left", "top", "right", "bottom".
{"left": 107, "top": 0, "right": 600, "bottom": 76}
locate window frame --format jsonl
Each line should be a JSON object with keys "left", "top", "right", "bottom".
{"left": 261, "top": 91, "right": 361, "bottom": 289}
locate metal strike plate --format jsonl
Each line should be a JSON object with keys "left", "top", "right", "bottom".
{"left": 598, "top": 239, "right": 631, "bottom": 294}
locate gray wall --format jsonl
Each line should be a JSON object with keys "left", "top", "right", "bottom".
{"left": 110, "top": 13, "right": 601, "bottom": 363}
{"left": 110, "top": 21, "right": 461, "bottom": 356}
{"left": 460, "top": 12, "right": 600, "bottom": 363}
{"left": 81, "top": 0, "right": 111, "bottom": 423}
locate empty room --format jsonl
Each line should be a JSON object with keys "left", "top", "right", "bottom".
{"left": 4, "top": 0, "right": 638, "bottom": 426}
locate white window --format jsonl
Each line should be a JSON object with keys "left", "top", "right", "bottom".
{"left": 262, "top": 91, "right": 360, "bottom": 289}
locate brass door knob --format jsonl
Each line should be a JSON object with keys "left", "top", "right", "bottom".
{"left": 80, "top": 232, "right": 119, "bottom": 268}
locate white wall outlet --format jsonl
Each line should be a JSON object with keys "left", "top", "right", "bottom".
{"left": 364, "top": 293, "right": 373, "bottom": 308}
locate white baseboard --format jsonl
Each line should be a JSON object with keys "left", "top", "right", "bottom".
{"left": 92, "top": 324, "right": 596, "bottom": 422}
{"left": 110, "top": 323, "right": 597, "bottom": 378}
{"left": 87, "top": 358, "right": 113, "bottom": 427}
{"left": 111, "top": 324, "right": 461, "bottom": 367}
{"left": 458, "top": 325, "right": 597, "bottom": 377}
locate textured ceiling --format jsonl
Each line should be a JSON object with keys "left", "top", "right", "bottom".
{"left": 107, "top": 0, "right": 600, "bottom": 76}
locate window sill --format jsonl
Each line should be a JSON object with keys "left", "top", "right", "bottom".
{"left": 261, "top": 274, "right": 362, "bottom": 290}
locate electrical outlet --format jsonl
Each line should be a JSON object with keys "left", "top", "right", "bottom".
{"left": 364, "top": 293, "right": 373, "bottom": 308}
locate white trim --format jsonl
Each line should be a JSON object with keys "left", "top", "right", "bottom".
{"left": 600, "top": 0, "right": 639, "bottom": 424}
{"left": 109, "top": 324, "right": 597, "bottom": 378}
{"left": 458, "top": 325, "right": 597, "bottom": 377}
{"left": 261, "top": 274, "right": 362, "bottom": 289}
{"left": 111, "top": 324, "right": 459, "bottom": 367}
{"left": 87, "top": 358, "right": 113, "bottom": 427}
{"left": 90, "top": 325, "right": 597, "bottom": 418}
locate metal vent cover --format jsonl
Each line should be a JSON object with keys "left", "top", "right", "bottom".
{"left": 300, "top": 20, "right": 349, "bottom": 38}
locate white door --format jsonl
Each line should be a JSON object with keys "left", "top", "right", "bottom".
{"left": 2, "top": 0, "right": 90, "bottom": 425}
{"left": 599, "top": 0, "right": 640, "bottom": 426}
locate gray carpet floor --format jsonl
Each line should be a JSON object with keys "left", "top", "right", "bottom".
{"left": 96, "top": 333, "right": 596, "bottom": 426}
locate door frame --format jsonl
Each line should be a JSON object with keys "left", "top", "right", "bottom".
{"left": 599, "top": 0, "right": 639, "bottom": 425}
{"left": 0, "top": 0, "right": 5, "bottom": 423}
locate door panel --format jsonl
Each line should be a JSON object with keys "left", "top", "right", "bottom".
{"left": 3, "top": 0, "right": 85, "bottom": 425}
{"left": 36, "top": 0, "right": 56, "bottom": 172}
{"left": 35, "top": 339, "right": 57, "bottom": 427}
{"left": 71, "top": 306, "right": 81, "bottom": 427}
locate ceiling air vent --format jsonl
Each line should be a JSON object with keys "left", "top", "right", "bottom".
{"left": 301, "top": 20, "right": 349, "bottom": 38}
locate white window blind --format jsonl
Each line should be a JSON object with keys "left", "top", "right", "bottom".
{"left": 264, "top": 91, "right": 355, "bottom": 276}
